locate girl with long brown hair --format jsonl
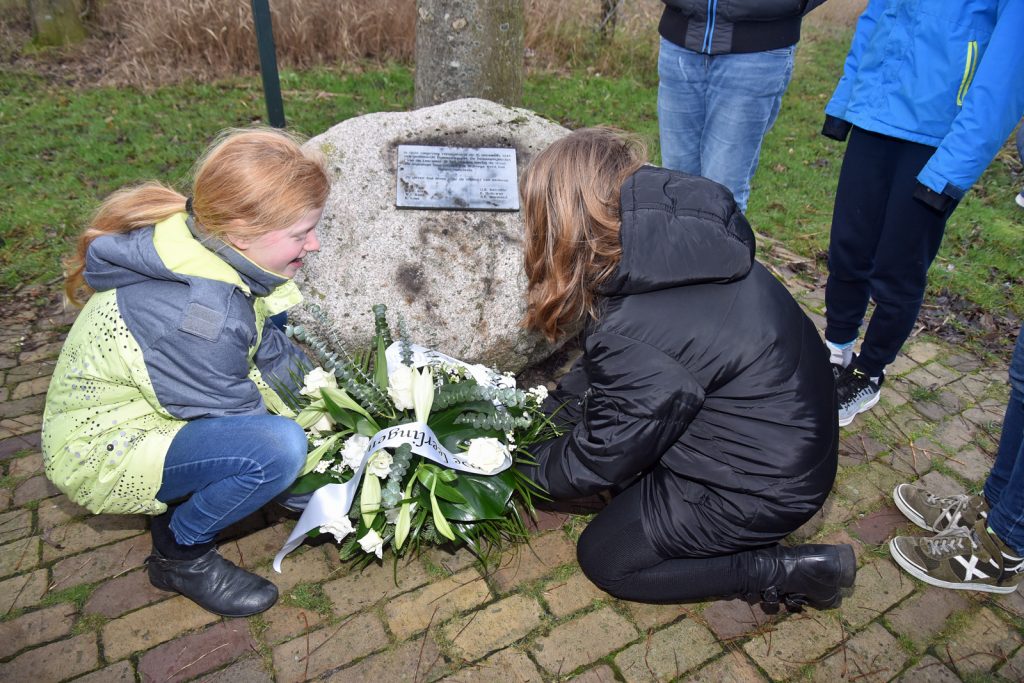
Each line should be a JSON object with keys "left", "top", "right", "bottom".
{"left": 43, "top": 127, "right": 330, "bottom": 617}
{"left": 520, "top": 128, "right": 855, "bottom": 610}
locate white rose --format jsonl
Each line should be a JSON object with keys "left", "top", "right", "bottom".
{"left": 341, "top": 435, "right": 370, "bottom": 471}
{"left": 300, "top": 367, "right": 338, "bottom": 397}
{"left": 358, "top": 529, "right": 384, "bottom": 558}
{"left": 309, "top": 414, "right": 335, "bottom": 435}
{"left": 387, "top": 365, "right": 416, "bottom": 410}
{"left": 464, "top": 437, "right": 510, "bottom": 474}
{"left": 366, "top": 450, "right": 393, "bottom": 479}
{"left": 319, "top": 516, "right": 354, "bottom": 543}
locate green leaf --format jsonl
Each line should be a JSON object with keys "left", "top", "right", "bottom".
{"left": 374, "top": 325, "right": 389, "bottom": 392}
{"left": 435, "top": 472, "right": 515, "bottom": 521}
{"left": 429, "top": 479, "right": 456, "bottom": 541}
{"left": 289, "top": 471, "right": 335, "bottom": 495}
{"left": 361, "top": 472, "right": 381, "bottom": 527}
{"left": 322, "top": 387, "right": 380, "bottom": 432}
{"left": 394, "top": 501, "right": 412, "bottom": 549}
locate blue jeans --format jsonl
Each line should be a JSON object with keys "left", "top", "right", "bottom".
{"left": 657, "top": 37, "right": 794, "bottom": 211}
{"left": 984, "top": 327, "right": 1024, "bottom": 556}
{"left": 156, "top": 415, "right": 307, "bottom": 546}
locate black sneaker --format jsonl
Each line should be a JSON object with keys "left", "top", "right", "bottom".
{"left": 836, "top": 365, "right": 882, "bottom": 427}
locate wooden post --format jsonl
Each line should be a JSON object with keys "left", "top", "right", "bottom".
{"left": 251, "top": 0, "right": 286, "bottom": 128}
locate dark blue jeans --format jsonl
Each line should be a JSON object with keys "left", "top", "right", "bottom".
{"left": 985, "top": 327, "right": 1024, "bottom": 556}
{"left": 825, "top": 127, "right": 959, "bottom": 377}
{"left": 156, "top": 415, "right": 307, "bottom": 546}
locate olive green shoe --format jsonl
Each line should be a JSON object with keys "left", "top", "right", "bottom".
{"left": 892, "top": 483, "right": 988, "bottom": 533}
{"left": 889, "top": 520, "right": 1024, "bottom": 594}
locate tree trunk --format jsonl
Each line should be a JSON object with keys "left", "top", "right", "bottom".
{"left": 414, "top": 0, "right": 524, "bottom": 109}
{"left": 28, "top": 0, "right": 88, "bottom": 46}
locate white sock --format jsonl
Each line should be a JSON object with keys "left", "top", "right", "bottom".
{"left": 825, "top": 339, "right": 854, "bottom": 367}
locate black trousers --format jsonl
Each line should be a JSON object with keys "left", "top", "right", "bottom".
{"left": 825, "top": 127, "right": 958, "bottom": 377}
{"left": 577, "top": 479, "right": 770, "bottom": 604}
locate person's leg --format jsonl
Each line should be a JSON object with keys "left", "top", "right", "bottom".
{"left": 148, "top": 414, "right": 307, "bottom": 617}
{"left": 854, "top": 139, "right": 956, "bottom": 378}
{"left": 1016, "top": 122, "right": 1024, "bottom": 207}
{"left": 157, "top": 414, "right": 308, "bottom": 545}
{"left": 700, "top": 46, "right": 795, "bottom": 210}
{"left": 984, "top": 326, "right": 1024, "bottom": 555}
{"left": 658, "top": 37, "right": 707, "bottom": 177}
{"left": 824, "top": 127, "right": 893, "bottom": 352}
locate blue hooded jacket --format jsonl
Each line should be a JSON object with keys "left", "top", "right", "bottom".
{"left": 823, "top": 0, "right": 1024, "bottom": 202}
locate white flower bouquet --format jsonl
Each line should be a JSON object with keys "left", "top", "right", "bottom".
{"left": 272, "top": 305, "right": 556, "bottom": 571}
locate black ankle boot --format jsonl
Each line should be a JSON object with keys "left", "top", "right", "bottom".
{"left": 147, "top": 509, "right": 278, "bottom": 617}
{"left": 748, "top": 544, "right": 857, "bottom": 613}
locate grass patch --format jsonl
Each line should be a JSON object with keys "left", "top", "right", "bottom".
{"left": 40, "top": 582, "right": 94, "bottom": 610}
{"left": 281, "top": 581, "right": 332, "bottom": 616}
{"left": 72, "top": 612, "right": 108, "bottom": 635}
{"left": 909, "top": 386, "right": 942, "bottom": 403}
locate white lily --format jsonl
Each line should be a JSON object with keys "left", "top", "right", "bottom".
{"left": 412, "top": 367, "right": 435, "bottom": 423}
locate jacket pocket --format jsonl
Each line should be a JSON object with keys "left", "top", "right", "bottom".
{"left": 956, "top": 40, "right": 979, "bottom": 106}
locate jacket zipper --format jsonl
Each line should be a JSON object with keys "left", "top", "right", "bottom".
{"left": 956, "top": 41, "right": 978, "bottom": 106}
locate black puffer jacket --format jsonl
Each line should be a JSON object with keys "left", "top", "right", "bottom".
{"left": 660, "top": 0, "right": 828, "bottom": 54}
{"left": 526, "top": 166, "right": 838, "bottom": 553}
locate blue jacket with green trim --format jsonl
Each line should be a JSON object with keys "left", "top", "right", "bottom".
{"left": 823, "top": 0, "right": 1024, "bottom": 203}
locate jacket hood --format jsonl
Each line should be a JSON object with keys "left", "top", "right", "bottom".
{"left": 85, "top": 212, "right": 289, "bottom": 297}
{"left": 597, "top": 166, "right": 756, "bottom": 296}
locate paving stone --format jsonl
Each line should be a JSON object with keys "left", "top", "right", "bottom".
{"left": 0, "top": 415, "right": 43, "bottom": 438}
{"left": 37, "top": 495, "right": 91, "bottom": 528}
{"left": 531, "top": 606, "right": 638, "bottom": 675}
{"left": 261, "top": 603, "right": 326, "bottom": 644}
{"left": 50, "top": 535, "right": 151, "bottom": 592}
{"left": 4, "top": 361, "right": 56, "bottom": 385}
{"left": 789, "top": 497, "right": 855, "bottom": 543}
{"left": 0, "top": 603, "right": 75, "bottom": 659}
{"left": 83, "top": 568, "right": 169, "bottom": 619}
{"left": 0, "top": 535, "right": 39, "bottom": 577}
{"left": 936, "top": 606, "right": 1022, "bottom": 677}
{"left": 839, "top": 558, "right": 915, "bottom": 629}
{"left": 742, "top": 612, "right": 845, "bottom": 681}
{"left": 943, "top": 445, "right": 994, "bottom": 483}
{"left": 610, "top": 603, "right": 689, "bottom": 637}
{"left": 996, "top": 642, "right": 1024, "bottom": 682}
{"left": 960, "top": 405, "right": 1005, "bottom": 434}
{"left": 101, "top": 595, "right": 221, "bottom": 661}
{"left": 70, "top": 660, "right": 136, "bottom": 683}
{"left": 818, "top": 529, "right": 869, "bottom": 565}
{"left": 887, "top": 354, "right": 919, "bottom": 378}
{"left": 271, "top": 612, "right": 388, "bottom": 683}
{"left": 41, "top": 515, "right": 147, "bottom": 562}
{"left": 880, "top": 384, "right": 909, "bottom": 409}
{"left": 848, "top": 505, "right": 913, "bottom": 545}
{"left": 885, "top": 443, "right": 936, "bottom": 478}
{"left": 323, "top": 555, "right": 433, "bottom": 619}
{"left": 614, "top": 618, "right": 720, "bottom": 682}
{"left": 444, "top": 593, "right": 544, "bottom": 661}
{"left": 885, "top": 586, "right": 971, "bottom": 651}
{"left": 8, "top": 452, "right": 43, "bottom": 478}
{"left": 137, "top": 620, "right": 257, "bottom": 683}
{"left": 810, "top": 622, "right": 910, "bottom": 682}
{"left": 0, "top": 568, "right": 47, "bottom": 613}
{"left": 0, "top": 489, "right": 11, "bottom": 513}
{"left": 327, "top": 635, "right": 445, "bottom": 682}
{"left": 0, "top": 394, "right": 46, "bottom": 421}
{"left": 946, "top": 373, "right": 991, "bottom": 402}
{"left": 911, "top": 396, "right": 958, "bottom": 423}
{"left": 943, "top": 353, "right": 984, "bottom": 373}
{"left": 11, "top": 376, "right": 51, "bottom": 400}
{"left": 196, "top": 656, "right": 273, "bottom": 683}
{"left": 524, "top": 509, "right": 571, "bottom": 533}
{"left": 895, "top": 655, "right": 960, "bottom": 682}
{"left": 569, "top": 663, "right": 619, "bottom": 682}
{"left": 700, "top": 599, "right": 775, "bottom": 642}
{"left": 0, "top": 632, "right": 98, "bottom": 682}
{"left": 680, "top": 650, "right": 767, "bottom": 682}
{"left": 838, "top": 433, "right": 888, "bottom": 468}
{"left": 218, "top": 523, "right": 291, "bottom": 569}
{"left": 12, "top": 474, "right": 60, "bottom": 506}
{"left": 18, "top": 341, "right": 64, "bottom": 364}
{"left": 911, "top": 469, "right": 966, "bottom": 498}
{"left": 426, "top": 545, "right": 479, "bottom": 574}
{"left": 489, "top": 531, "right": 578, "bottom": 593}
{"left": 835, "top": 462, "right": 904, "bottom": 510}
{"left": 542, "top": 571, "right": 605, "bottom": 618}
{"left": 440, "top": 647, "right": 542, "bottom": 682}
{"left": 932, "top": 419, "right": 976, "bottom": 452}
{"left": 384, "top": 567, "right": 491, "bottom": 639}
{"left": 256, "top": 546, "right": 332, "bottom": 593}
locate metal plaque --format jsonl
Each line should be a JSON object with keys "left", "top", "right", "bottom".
{"left": 396, "top": 145, "right": 520, "bottom": 211}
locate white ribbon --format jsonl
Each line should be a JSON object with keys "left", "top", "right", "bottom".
{"left": 273, "top": 346, "right": 514, "bottom": 572}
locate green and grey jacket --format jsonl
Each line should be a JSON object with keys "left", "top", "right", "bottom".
{"left": 42, "top": 213, "right": 311, "bottom": 515}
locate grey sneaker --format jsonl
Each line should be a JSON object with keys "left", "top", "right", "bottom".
{"left": 893, "top": 484, "right": 988, "bottom": 533}
{"left": 836, "top": 365, "right": 882, "bottom": 426}
{"left": 889, "top": 520, "right": 1024, "bottom": 594}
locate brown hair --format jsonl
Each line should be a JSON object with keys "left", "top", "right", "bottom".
{"left": 65, "top": 126, "right": 330, "bottom": 305}
{"left": 520, "top": 127, "right": 646, "bottom": 341}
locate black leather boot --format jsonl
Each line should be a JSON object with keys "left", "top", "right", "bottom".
{"left": 748, "top": 543, "right": 857, "bottom": 612}
{"left": 147, "top": 508, "right": 278, "bottom": 617}
{"left": 146, "top": 547, "right": 279, "bottom": 617}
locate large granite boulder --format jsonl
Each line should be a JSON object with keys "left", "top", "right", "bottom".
{"left": 297, "top": 98, "right": 570, "bottom": 373}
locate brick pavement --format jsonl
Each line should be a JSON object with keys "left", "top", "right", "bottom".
{"left": 1, "top": 280, "right": 1022, "bottom": 682}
